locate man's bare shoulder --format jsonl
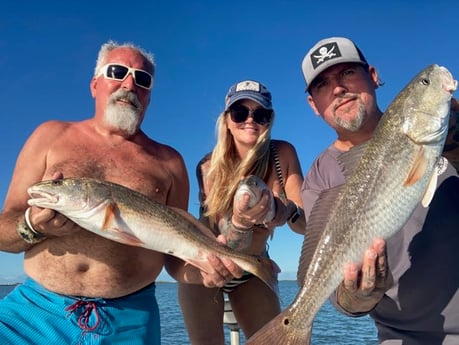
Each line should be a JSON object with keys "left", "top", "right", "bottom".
{"left": 17, "top": 120, "right": 71, "bottom": 157}
{"left": 28, "top": 120, "right": 81, "bottom": 142}
{"left": 35, "top": 119, "right": 74, "bottom": 132}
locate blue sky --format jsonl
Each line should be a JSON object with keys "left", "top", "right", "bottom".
{"left": 1, "top": 0, "right": 457, "bottom": 282}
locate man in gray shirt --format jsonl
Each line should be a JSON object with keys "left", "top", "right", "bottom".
{"left": 300, "top": 36, "right": 459, "bottom": 344}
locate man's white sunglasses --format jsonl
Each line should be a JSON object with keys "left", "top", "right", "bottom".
{"left": 97, "top": 63, "right": 153, "bottom": 90}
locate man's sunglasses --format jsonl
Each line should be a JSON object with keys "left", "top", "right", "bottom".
{"left": 98, "top": 64, "right": 153, "bottom": 90}
{"left": 229, "top": 105, "right": 272, "bottom": 125}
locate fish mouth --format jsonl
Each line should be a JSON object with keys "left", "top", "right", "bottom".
{"left": 447, "top": 79, "right": 458, "bottom": 93}
{"left": 444, "top": 79, "right": 457, "bottom": 94}
{"left": 27, "top": 189, "right": 58, "bottom": 205}
{"left": 438, "top": 66, "right": 457, "bottom": 93}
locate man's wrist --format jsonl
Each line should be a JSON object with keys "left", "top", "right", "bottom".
{"left": 16, "top": 208, "right": 46, "bottom": 244}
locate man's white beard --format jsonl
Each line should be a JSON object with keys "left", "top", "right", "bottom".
{"left": 105, "top": 104, "right": 140, "bottom": 135}
{"left": 104, "top": 90, "right": 143, "bottom": 135}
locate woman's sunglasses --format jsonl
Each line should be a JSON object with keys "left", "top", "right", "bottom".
{"left": 229, "top": 105, "right": 272, "bottom": 125}
{"left": 98, "top": 63, "right": 153, "bottom": 90}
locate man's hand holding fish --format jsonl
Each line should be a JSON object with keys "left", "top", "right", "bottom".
{"left": 337, "top": 238, "right": 392, "bottom": 314}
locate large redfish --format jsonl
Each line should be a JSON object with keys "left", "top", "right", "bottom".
{"left": 247, "top": 64, "right": 456, "bottom": 344}
{"left": 27, "top": 178, "right": 278, "bottom": 293}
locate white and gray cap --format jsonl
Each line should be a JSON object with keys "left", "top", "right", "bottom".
{"left": 301, "top": 37, "right": 368, "bottom": 92}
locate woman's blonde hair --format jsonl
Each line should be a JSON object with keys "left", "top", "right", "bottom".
{"left": 204, "top": 109, "right": 275, "bottom": 225}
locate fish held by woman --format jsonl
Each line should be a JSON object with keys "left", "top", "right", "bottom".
{"left": 246, "top": 64, "right": 456, "bottom": 344}
{"left": 235, "top": 175, "right": 276, "bottom": 223}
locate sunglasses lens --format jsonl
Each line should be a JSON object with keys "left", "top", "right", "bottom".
{"left": 103, "top": 64, "right": 152, "bottom": 89}
{"left": 252, "top": 109, "right": 271, "bottom": 125}
{"left": 230, "top": 106, "right": 272, "bottom": 125}
{"left": 106, "top": 65, "right": 129, "bottom": 80}
{"left": 230, "top": 106, "right": 249, "bottom": 123}
{"left": 134, "top": 70, "right": 152, "bottom": 89}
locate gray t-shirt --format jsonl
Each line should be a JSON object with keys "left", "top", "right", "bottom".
{"left": 301, "top": 145, "right": 459, "bottom": 345}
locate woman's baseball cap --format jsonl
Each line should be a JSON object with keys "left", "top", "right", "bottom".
{"left": 225, "top": 80, "right": 272, "bottom": 110}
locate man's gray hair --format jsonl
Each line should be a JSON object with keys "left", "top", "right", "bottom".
{"left": 94, "top": 40, "right": 155, "bottom": 77}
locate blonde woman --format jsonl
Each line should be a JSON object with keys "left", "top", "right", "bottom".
{"left": 178, "top": 80, "right": 305, "bottom": 344}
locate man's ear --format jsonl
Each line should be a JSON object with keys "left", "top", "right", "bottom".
{"left": 90, "top": 77, "right": 98, "bottom": 98}
{"left": 307, "top": 95, "right": 321, "bottom": 116}
{"left": 369, "top": 66, "right": 380, "bottom": 89}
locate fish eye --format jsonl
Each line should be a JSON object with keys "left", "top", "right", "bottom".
{"left": 421, "top": 78, "right": 430, "bottom": 85}
{"left": 51, "top": 180, "right": 63, "bottom": 186}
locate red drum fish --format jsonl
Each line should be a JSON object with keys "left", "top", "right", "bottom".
{"left": 27, "top": 178, "right": 279, "bottom": 293}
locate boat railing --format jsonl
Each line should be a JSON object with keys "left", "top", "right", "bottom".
{"left": 223, "top": 298, "right": 241, "bottom": 345}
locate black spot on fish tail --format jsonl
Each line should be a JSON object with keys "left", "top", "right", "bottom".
{"left": 246, "top": 311, "right": 312, "bottom": 345}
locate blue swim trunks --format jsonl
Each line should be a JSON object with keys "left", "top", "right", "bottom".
{"left": 0, "top": 277, "right": 160, "bottom": 345}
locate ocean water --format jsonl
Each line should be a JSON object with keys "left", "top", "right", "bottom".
{"left": 0, "top": 281, "right": 378, "bottom": 344}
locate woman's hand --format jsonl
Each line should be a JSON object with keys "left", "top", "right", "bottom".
{"left": 231, "top": 189, "right": 272, "bottom": 228}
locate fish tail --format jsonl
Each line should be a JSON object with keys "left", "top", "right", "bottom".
{"left": 246, "top": 311, "right": 312, "bottom": 345}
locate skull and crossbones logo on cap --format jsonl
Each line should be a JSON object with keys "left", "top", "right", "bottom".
{"left": 311, "top": 42, "right": 342, "bottom": 69}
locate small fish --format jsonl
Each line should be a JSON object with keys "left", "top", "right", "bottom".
{"left": 27, "top": 178, "right": 279, "bottom": 293}
{"left": 247, "top": 64, "right": 456, "bottom": 344}
{"left": 235, "top": 175, "right": 276, "bottom": 223}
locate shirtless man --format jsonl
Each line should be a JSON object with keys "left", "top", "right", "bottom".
{"left": 0, "top": 41, "right": 238, "bottom": 345}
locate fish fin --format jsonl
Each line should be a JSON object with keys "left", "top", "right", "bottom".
{"left": 257, "top": 256, "right": 281, "bottom": 297}
{"left": 183, "top": 257, "right": 231, "bottom": 274}
{"left": 233, "top": 255, "right": 280, "bottom": 296}
{"left": 246, "top": 311, "right": 312, "bottom": 345}
{"left": 185, "top": 254, "right": 280, "bottom": 296}
{"left": 404, "top": 146, "right": 428, "bottom": 186}
{"left": 167, "top": 206, "right": 280, "bottom": 295}
{"left": 337, "top": 143, "right": 368, "bottom": 178}
{"left": 298, "top": 184, "right": 344, "bottom": 284}
{"left": 100, "top": 202, "right": 145, "bottom": 246}
{"left": 421, "top": 166, "right": 438, "bottom": 207}
{"left": 102, "top": 202, "right": 118, "bottom": 230}
{"left": 182, "top": 259, "right": 216, "bottom": 277}
{"left": 109, "top": 229, "right": 146, "bottom": 247}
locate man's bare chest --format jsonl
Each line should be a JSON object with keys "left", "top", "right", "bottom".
{"left": 44, "top": 145, "right": 171, "bottom": 201}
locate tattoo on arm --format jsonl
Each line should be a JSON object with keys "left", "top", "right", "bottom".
{"left": 219, "top": 217, "right": 253, "bottom": 251}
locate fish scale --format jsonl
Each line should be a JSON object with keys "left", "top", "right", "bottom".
{"left": 247, "top": 64, "right": 456, "bottom": 344}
